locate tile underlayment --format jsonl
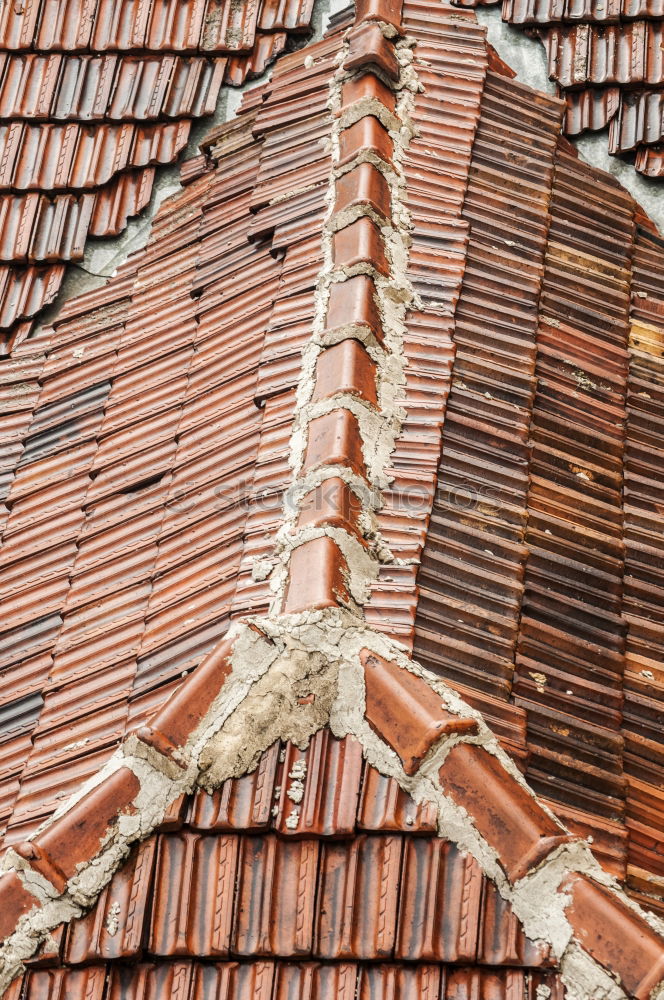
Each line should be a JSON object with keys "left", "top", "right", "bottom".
{"left": 0, "top": 3, "right": 663, "bottom": 999}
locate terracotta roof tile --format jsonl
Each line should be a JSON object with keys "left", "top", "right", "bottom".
{"left": 457, "top": 0, "right": 664, "bottom": 177}
{"left": 0, "top": 0, "right": 321, "bottom": 350}
{"left": 3, "top": 733, "right": 567, "bottom": 997}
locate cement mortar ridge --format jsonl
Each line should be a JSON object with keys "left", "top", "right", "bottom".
{"left": 266, "top": 30, "right": 420, "bottom": 614}
{"left": 0, "top": 616, "right": 662, "bottom": 997}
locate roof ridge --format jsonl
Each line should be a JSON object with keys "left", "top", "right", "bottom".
{"left": 0, "top": 3, "right": 663, "bottom": 998}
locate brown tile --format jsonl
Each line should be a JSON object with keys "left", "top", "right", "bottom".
{"left": 358, "top": 966, "right": 442, "bottom": 1000}
{"left": 478, "top": 879, "right": 553, "bottom": 967}
{"left": 335, "top": 164, "right": 391, "bottom": 222}
{"left": 312, "top": 340, "right": 378, "bottom": 405}
{"left": 232, "top": 835, "right": 319, "bottom": 956}
{"left": 325, "top": 275, "right": 383, "bottom": 344}
{"left": 273, "top": 731, "right": 364, "bottom": 837}
{"left": 188, "top": 743, "right": 280, "bottom": 832}
{"left": 149, "top": 831, "right": 239, "bottom": 957}
{"left": 355, "top": 0, "right": 404, "bottom": 29}
{"left": 137, "top": 632, "right": 241, "bottom": 759}
{"left": 339, "top": 116, "right": 394, "bottom": 169}
{"left": 563, "top": 872, "right": 664, "bottom": 999}
{"left": 65, "top": 839, "right": 156, "bottom": 963}
{"left": 192, "top": 963, "right": 275, "bottom": 1000}
{"left": 333, "top": 218, "right": 389, "bottom": 277}
{"left": 303, "top": 409, "right": 367, "bottom": 479}
{"left": 16, "top": 767, "right": 140, "bottom": 891}
{"left": 0, "top": 871, "right": 40, "bottom": 939}
{"left": 345, "top": 23, "right": 400, "bottom": 80}
{"left": 284, "top": 537, "right": 350, "bottom": 613}
{"left": 108, "top": 961, "right": 194, "bottom": 1000}
{"left": 361, "top": 649, "right": 478, "bottom": 775}
{"left": 396, "top": 838, "right": 482, "bottom": 961}
{"left": 297, "top": 478, "right": 364, "bottom": 540}
{"left": 444, "top": 968, "right": 529, "bottom": 1000}
{"left": 316, "top": 835, "right": 403, "bottom": 958}
{"left": 438, "top": 744, "right": 571, "bottom": 882}
{"left": 24, "top": 966, "right": 106, "bottom": 1000}
{"left": 273, "top": 963, "right": 357, "bottom": 1000}
{"left": 357, "top": 764, "right": 438, "bottom": 832}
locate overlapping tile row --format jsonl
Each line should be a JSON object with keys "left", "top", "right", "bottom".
{"left": 362, "top": 0, "right": 485, "bottom": 645}
{"left": 622, "top": 223, "right": 664, "bottom": 909}
{"left": 0, "top": 72, "right": 311, "bottom": 845}
{"left": 0, "top": 0, "right": 319, "bottom": 351}
{"left": 0, "top": 0, "right": 315, "bottom": 52}
{"left": 413, "top": 71, "right": 562, "bottom": 762}
{"left": 513, "top": 147, "right": 633, "bottom": 858}
{"left": 12, "top": 963, "right": 567, "bottom": 1000}
{"left": 5, "top": 731, "right": 563, "bottom": 997}
{"left": 500, "top": 0, "right": 664, "bottom": 22}
{"left": 452, "top": 0, "right": 664, "bottom": 177}
{"left": 230, "top": 30, "right": 343, "bottom": 617}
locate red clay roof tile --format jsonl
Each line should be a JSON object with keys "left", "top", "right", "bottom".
{"left": 563, "top": 872, "right": 664, "bottom": 998}
{"left": 324, "top": 275, "right": 384, "bottom": 345}
{"left": 284, "top": 536, "right": 350, "bottom": 613}
{"left": 296, "top": 478, "right": 365, "bottom": 540}
{"left": 338, "top": 115, "right": 394, "bottom": 168}
{"left": 345, "top": 22, "right": 401, "bottom": 79}
{"left": 361, "top": 649, "right": 479, "bottom": 774}
{"left": 15, "top": 766, "right": 140, "bottom": 891}
{"left": 439, "top": 742, "right": 571, "bottom": 881}
{"left": 303, "top": 409, "right": 368, "bottom": 480}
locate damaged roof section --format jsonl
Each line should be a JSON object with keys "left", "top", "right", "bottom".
{"left": 0, "top": 0, "right": 319, "bottom": 354}
{"left": 456, "top": 0, "right": 664, "bottom": 178}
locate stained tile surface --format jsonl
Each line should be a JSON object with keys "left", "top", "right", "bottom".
{"left": 459, "top": 0, "right": 664, "bottom": 176}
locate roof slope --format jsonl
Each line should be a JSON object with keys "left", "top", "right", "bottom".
{"left": 459, "top": 0, "right": 664, "bottom": 177}
{"left": 0, "top": 0, "right": 663, "bottom": 997}
{"left": 5, "top": 732, "right": 567, "bottom": 1000}
{"left": 0, "top": 0, "right": 318, "bottom": 354}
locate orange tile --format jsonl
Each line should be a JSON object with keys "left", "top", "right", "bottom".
{"left": 361, "top": 649, "right": 478, "bottom": 775}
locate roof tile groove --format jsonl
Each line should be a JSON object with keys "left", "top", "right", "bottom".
{"left": 623, "top": 224, "right": 664, "bottom": 900}
{"left": 7, "top": 736, "right": 564, "bottom": 992}
{"left": 512, "top": 150, "right": 633, "bottom": 831}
